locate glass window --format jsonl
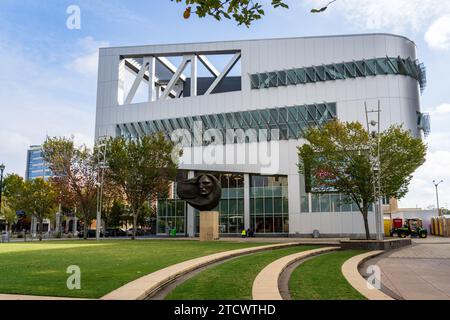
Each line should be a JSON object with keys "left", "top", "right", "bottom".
{"left": 312, "top": 194, "right": 320, "bottom": 212}
{"left": 301, "top": 195, "right": 309, "bottom": 213}
{"left": 273, "top": 197, "right": 283, "bottom": 214}
{"left": 320, "top": 194, "right": 331, "bottom": 212}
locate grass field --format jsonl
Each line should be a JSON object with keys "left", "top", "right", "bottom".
{"left": 289, "top": 250, "right": 366, "bottom": 300}
{"left": 166, "top": 245, "right": 319, "bottom": 300}
{"left": 0, "top": 240, "right": 270, "bottom": 298}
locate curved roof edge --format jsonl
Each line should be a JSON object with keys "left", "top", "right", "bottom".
{"left": 100, "top": 33, "right": 416, "bottom": 50}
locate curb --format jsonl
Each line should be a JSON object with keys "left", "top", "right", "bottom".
{"left": 252, "top": 247, "right": 339, "bottom": 300}
{"left": 341, "top": 251, "right": 394, "bottom": 300}
{"left": 101, "top": 242, "right": 315, "bottom": 300}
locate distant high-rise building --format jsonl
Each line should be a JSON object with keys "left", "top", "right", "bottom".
{"left": 25, "top": 145, "right": 52, "bottom": 181}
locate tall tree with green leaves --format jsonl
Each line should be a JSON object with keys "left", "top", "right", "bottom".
{"left": 43, "top": 137, "right": 98, "bottom": 240}
{"left": 3, "top": 175, "right": 57, "bottom": 241}
{"left": 298, "top": 120, "right": 426, "bottom": 239}
{"left": 106, "top": 133, "right": 180, "bottom": 240}
{"left": 22, "top": 178, "right": 58, "bottom": 241}
{"left": 0, "top": 203, "right": 16, "bottom": 232}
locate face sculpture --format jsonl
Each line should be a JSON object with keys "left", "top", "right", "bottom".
{"left": 199, "top": 175, "right": 214, "bottom": 196}
{"left": 177, "top": 174, "right": 222, "bottom": 211}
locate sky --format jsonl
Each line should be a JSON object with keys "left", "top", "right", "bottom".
{"left": 0, "top": 0, "right": 449, "bottom": 210}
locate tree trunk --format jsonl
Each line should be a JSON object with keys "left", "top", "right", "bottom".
{"left": 38, "top": 217, "right": 44, "bottom": 242}
{"left": 362, "top": 209, "right": 370, "bottom": 240}
{"left": 132, "top": 213, "right": 137, "bottom": 240}
{"left": 83, "top": 221, "right": 88, "bottom": 240}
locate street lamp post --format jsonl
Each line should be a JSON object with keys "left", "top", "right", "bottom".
{"left": 0, "top": 163, "right": 5, "bottom": 211}
{"left": 433, "top": 180, "right": 444, "bottom": 216}
{"left": 1, "top": 164, "right": 5, "bottom": 234}
{"left": 365, "top": 102, "right": 383, "bottom": 241}
{"left": 96, "top": 143, "right": 107, "bottom": 241}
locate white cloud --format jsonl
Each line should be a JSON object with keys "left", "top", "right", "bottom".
{"left": 307, "top": 0, "right": 450, "bottom": 33}
{"left": 0, "top": 36, "right": 96, "bottom": 177}
{"left": 425, "top": 15, "right": 450, "bottom": 50}
{"left": 66, "top": 36, "right": 109, "bottom": 76}
{"left": 399, "top": 150, "right": 450, "bottom": 209}
{"left": 433, "top": 103, "right": 450, "bottom": 115}
{"left": 399, "top": 101, "right": 450, "bottom": 209}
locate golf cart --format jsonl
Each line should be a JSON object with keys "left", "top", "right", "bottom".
{"left": 391, "top": 218, "right": 427, "bottom": 239}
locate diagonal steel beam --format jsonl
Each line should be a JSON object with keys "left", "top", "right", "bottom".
{"left": 161, "top": 56, "right": 190, "bottom": 99}
{"left": 198, "top": 55, "right": 220, "bottom": 77}
{"left": 124, "top": 61, "right": 149, "bottom": 104}
{"left": 205, "top": 52, "right": 241, "bottom": 95}
{"left": 156, "top": 56, "right": 186, "bottom": 82}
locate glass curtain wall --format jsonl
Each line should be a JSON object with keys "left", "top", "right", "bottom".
{"left": 157, "top": 171, "right": 188, "bottom": 235}
{"left": 250, "top": 175, "right": 289, "bottom": 234}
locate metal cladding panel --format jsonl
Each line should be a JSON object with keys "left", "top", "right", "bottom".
{"left": 95, "top": 33, "right": 422, "bottom": 140}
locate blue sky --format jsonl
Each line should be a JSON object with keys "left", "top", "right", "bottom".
{"left": 0, "top": 0, "right": 449, "bottom": 209}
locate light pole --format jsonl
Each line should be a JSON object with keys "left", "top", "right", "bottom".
{"left": 0, "top": 164, "right": 5, "bottom": 209}
{"left": 0, "top": 164, "right": 5, "bottom": 232}
{"left": 433, "top": 180, "right": 443, "bottom": 216}
{"left": 96, "top": 142, "right": 107, "bottom": 241}
{"left": 365, "top": 102, "right": 383, "bottom": 241}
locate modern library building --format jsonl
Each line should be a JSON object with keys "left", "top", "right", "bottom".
{"left": 95, "top": 33, "right": 429, "bottom": 237}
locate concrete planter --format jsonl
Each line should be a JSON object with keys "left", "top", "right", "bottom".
{"left": 340, "top": 238, "right": 411, "bottom": 251}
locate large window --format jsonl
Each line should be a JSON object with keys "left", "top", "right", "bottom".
{"left": 157, "top": 171, "right": 188, "bottom": 235}
{"left": 250, "top": 175, "right": 289, "bottom": 234}
{"left": 250, "top": 57, "right": 426, "bottom": 93}
{"left": 117, "top": 103, "right": 337, "bottom": 142}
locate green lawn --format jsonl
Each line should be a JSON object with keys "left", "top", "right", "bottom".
{"left": 289, "top": 250, "right": 367, "bottom": 300}
{"left": 0, "top": 240, "right": 270, "bottom": 298}
{"left": 166, "top": 245, "right": 319, "bottom": 300}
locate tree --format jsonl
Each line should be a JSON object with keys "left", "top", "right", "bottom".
{"left": 298, "top": 120, "right": 426, "bottom": 240}
{"left": 108, "top": 200, "right": 125, "bottom": 228}
{"left": 43, "top": 137, "right": 98, "bottom": 240}
{"left": 0, "top": 204, "right": 16, "bottom": 232}
{"left": 22, "top": 178, "right": 58, "bottom": 241}
{"left": 106, "top": 133, "right": 180, "bottom": 240}
{"left": 2, "top": 174, "right": 24, "bottom": 211}
{"left": 3, "top": 175, "right": 57, "bottom": 241}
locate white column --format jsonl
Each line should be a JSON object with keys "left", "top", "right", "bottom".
{"left": 186, "top": 171, "right": 195, "bottom": 237}
{"left": 117, "top": 58, "right": 125, "bottom": 105}
{"left": 145, "top": 56, "right": 156, "bottom": 102}
{"left": 244, "top": 174, "right": 250, "bottom": 230}
{"left": 288, "top": 174, "right": 301, "bottom": 235}
{"left": 31, "top": 216, "right": 37, "bottom": 237}
{"left": 73, "top": 216, "right": 78, "bottom": 235}
{"left": 190, "top": 55, "right": 197, "bottom": 97}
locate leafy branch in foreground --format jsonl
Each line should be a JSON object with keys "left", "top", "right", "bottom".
{"left": 173, "top": 0, "right": 289, "bottom": 27}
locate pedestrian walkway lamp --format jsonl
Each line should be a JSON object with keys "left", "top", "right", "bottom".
{"left": 0, "top": 164, "right": 5, "bottom": 210}
{"left": 433, "top": 180, "right": 443, "bottom": 216}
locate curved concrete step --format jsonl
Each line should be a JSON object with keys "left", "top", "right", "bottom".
{"left": 252, "top": 247, "right": 339, "bottom": 300}
{"left": 341, "top": 251, "right": 394, "bottom": 300}
{"left": 101, "top": 242, "right": 311, "bottom": 300}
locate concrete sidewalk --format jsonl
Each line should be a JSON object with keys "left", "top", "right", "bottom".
{"left": 361, "top": 238, "right": 450, "bottom": 300}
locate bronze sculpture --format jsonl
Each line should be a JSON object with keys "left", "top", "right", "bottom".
{"left": 177, "top": 174, "right": 222, "bottom": 211}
